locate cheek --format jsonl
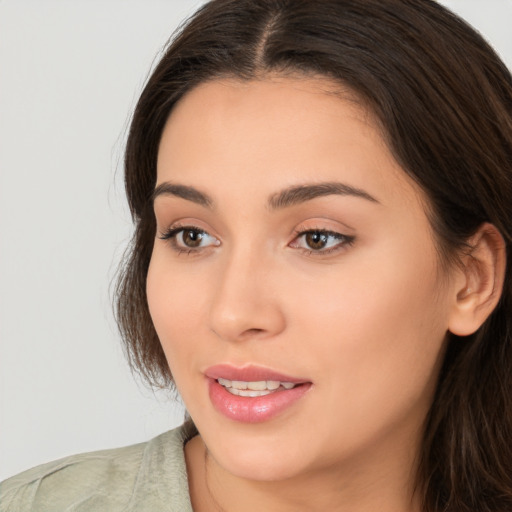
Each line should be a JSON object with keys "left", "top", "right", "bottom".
{"left": 146, "top": 253, "right": 202, "bottom": 370}
{"left": 287, "top": 244, "right": 449, "bottom": 433}
{"left": 290, "top": 239, "right": 447, "bottom": 347}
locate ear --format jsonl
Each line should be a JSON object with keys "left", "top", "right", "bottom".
{"left": 448, "top": 223, "right": 506, "bottom": 337}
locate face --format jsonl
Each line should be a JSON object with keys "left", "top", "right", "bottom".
{"left": 147, "top": 77, "right": 457, "bottom": 482}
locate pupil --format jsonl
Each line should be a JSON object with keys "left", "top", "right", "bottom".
{"left": 184, "top": 229, "right": 203, "bottom": 247}
{"left": 306, "top": 232, "right": 327, "bottom": 250}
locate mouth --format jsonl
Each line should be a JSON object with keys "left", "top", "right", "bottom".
{"left": 205, "top": 364, "right": 312, "bottom": 423}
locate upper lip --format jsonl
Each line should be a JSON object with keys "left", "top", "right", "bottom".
{"left": 205, "top": 364, "right": 309, "bottom": 383}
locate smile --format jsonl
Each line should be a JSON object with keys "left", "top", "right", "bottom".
{"left": 205, "top": 365, "right": 312, "bottom": 422}
{"left": 217, "top": 378, "right": 298, "bottom": 397}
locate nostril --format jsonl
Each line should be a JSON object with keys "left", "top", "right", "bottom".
{"left": 238, "top": 328, "right": 270, "bottom": 341}
{"left": 246, "top": 328, "right": 264, "bottom": 335}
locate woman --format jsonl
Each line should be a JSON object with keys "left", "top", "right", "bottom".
{"left": 2, "top": 0, "right": 511, "bottom": 511}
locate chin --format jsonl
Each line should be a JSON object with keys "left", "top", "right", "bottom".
{"left": 204, "top": 428, "right": 314, "bottom": 482}
{"left": 213, "top": 449, "right": 305, "bottom": 482}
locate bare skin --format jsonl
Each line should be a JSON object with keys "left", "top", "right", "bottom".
{"left": 147, "top": 76, "right": 505, "bottom": 512}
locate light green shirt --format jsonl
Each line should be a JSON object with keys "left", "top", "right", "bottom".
{"left": 0, "top": 423, "right": 196, "bottom": 511}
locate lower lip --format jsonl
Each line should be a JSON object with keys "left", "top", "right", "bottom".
{"left": 208, "top": 378, "right": 312, "bottom": 423}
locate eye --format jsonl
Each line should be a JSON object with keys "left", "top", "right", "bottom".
{"left": 290, "top": 229, "right": 355, "bottom": 255}
{"left": 158, "top": 225, "right": 220, "bottom": 253}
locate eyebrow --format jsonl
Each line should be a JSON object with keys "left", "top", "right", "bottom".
{"left": 268, "top": 182, "right": 379, "bottom": 209}
{"left": 152, "top": 180, "right": 379, "bottom": 209}
{"left": 153, "top": 182, "right": 213, "bottom": 208}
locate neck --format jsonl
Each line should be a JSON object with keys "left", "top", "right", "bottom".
{"left": 185, "top": 430, "right": 422, "bottom": 512}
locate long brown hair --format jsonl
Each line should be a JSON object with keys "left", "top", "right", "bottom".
{"left": 115, "top": 1, "right": 512, "bottom": 510}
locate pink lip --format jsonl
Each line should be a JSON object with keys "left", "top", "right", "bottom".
{"left": 205, "top": 364, "right": 308, "bottom": 383}
{"left": 205, "top": 364, "right": 312, "bottom": 423}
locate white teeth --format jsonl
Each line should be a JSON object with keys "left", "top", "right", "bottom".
{"left": 217, "top": 378, "right": 298, "bottom": 393}
{"left": 247, "top": 381, "right": 267, "bottom": 391}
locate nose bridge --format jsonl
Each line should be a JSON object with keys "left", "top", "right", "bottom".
{"left": 209, "top": 240, "right": 285, "bottom": 342}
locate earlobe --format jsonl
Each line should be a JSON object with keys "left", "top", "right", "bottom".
{"left": 448, "top": 223, "right": 506, "bottom": 337}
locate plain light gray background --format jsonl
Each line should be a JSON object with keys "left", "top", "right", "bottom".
{"left": 1, "top": 0, "right": 511, "bottom": 481}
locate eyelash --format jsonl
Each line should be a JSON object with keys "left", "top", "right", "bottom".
{"left": 291, "top": 227, "right": 355, "bottom": 256}
{"left": 158, "top": 225, "right": 355, "bottom": 256}
{"left": 158, "top": 224, "right": 218, "bottom": 255}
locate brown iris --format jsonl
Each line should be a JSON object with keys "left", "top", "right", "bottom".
{"left": 182, "top": 229, "right": 204, "bottom": 247}
{"left": 305, "top": 231, "right": 329, "bottom": 250}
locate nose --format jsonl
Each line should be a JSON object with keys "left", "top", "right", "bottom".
{"left": 208, "top": 248, "right": 286, "bottom": 343}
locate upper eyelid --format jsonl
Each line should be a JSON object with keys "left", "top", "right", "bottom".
{"left": 293, "top": 223, "right": 353, "bottom": 237}
{"left": 293, "top": 229, "right": 353, "bottom": 241}
{"left": 158, "top": 219, "right": 212, "bottom": 235}
{"left": 158, "top": 223, "right": 201, "bottom": 238}
{"left": 160, "top": 225, "right": 211, "bottom": 238}
{"left": 295, "top": 228, "right": 343, "bottom": 235}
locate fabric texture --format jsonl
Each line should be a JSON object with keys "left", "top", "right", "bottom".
{"left": 0, "top": 422, "right": 196, "bottom": 512}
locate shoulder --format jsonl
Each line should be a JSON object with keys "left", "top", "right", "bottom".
{"left": 0, "top": 423, "right": 196, "bottom": 512}
{"left": 0, "top": 443, "right": 144, "bottom": 512}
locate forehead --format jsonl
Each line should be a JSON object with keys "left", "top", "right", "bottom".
{"left": 156, "top": 76, "right": 424, "bottom": 209}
